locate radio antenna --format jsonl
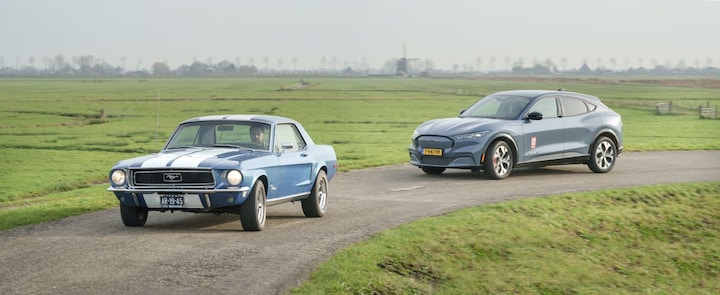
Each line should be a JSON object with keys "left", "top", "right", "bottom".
{"left": 155, "top": 88, "right": 161, "bottom": 151}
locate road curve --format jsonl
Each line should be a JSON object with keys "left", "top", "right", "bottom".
{"left": 1, "top": 151, "right": 719, "bottom": 295}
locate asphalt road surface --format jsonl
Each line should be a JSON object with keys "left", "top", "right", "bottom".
{"left": 1, "top": 151, "right": 719, "bottom": 295}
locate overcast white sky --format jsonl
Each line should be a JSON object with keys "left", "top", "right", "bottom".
{"left": 1, "top": 0, "right": 718, "bottom": 71}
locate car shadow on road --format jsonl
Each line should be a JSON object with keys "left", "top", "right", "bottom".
{"left": 122, "top": 205, "right": 311, "bottom": 233}
{"left": 414, "top": 166, "right": 591, "bottom": 180}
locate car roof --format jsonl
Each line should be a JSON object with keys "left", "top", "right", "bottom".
{"left": 179, "top": 114, "right": 298, "bottom": 125}
{"left": 492, "top": 89, "right": 601, "bottom": 102}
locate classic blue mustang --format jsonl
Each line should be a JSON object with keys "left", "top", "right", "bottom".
{"left": 409, "top": 90, "right": 623, "bottom": 179}
{"left": 108, "top": 115, "right": 338, "bottom": 231}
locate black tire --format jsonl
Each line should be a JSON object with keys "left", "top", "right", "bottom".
{"left": 120, "top": 204, "right": 148, "bottom": 227}
{"left": 421, "top": 167, "right": 446, "bottom": 174}
{"left": 240, "top": 181, "right": 267, "bottom": 231}
{"left": 302, "top": 170, "right": 328, "bottom": 217}
{"left": 483, "top": 140, "right": 513, "bottom": 180}
{"left": 588, "top": 136, "right": 617, "bottom": 173}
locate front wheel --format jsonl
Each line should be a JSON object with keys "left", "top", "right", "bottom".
{"left": 120, "top": 204, "right": 148, "bottom": 226}
{"left": 302, "top": 170, "right": 328, "bottom": 217}
{"left": 240, "top": 181, "right": 267, "bottom": 231}
{"left": 588, "top": 136, "right": 617, "bottom": 173}
{"left": 483, "top": 140, "right": 513, "bottom": 180}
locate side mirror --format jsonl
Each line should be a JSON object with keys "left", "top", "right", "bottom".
{"left": 526, "top": 111, "right": 543, "bottom": 120}
{"left": 459, "top": 109, "right": 466, "bottom": 116}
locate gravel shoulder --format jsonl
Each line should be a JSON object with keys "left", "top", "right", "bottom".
{"left": 1, "top": 151, "right": 719, "bottom": 295}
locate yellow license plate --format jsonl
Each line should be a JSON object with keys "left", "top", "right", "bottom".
{"left": 422, "top": 148, "right": 443, "bottom": 156}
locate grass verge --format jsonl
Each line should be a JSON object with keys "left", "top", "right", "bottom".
{"left": 0, "top": 184, "right": 116, "bottom": 231}
{"left": 292, "top": 182, "right": 720, "bottom": 294}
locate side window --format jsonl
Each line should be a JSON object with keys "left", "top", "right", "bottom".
{"left": 529, "top": 97, "right": 558, "bottom": 118}
{"left": 560, "top": 97, "right": 590, "bottom": 116}
{"left": 274, "top": 124, "right": 307, "bottom": 152}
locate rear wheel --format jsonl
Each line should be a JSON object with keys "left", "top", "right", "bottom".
{"left": 421, "top": 167, "right": 446, "bottom": 174}
{"left": 120, "top": 204, "right": 148, "bottom": 226}
{"left": 483, "top": 140, "right": 513, "bottom": 180}
{"left": 589, "top": 136, "right": 617, "bottom": 173}
{"left": 240, "top": 181, "right": 266, "bottom": 231}
{"left": 302, "top": 170, "right": 328, "bottom": 217}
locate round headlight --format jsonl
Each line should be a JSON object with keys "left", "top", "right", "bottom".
{"left": 227, "top": 170, "right": 243, "bottom": 186}
{"left": 111, "top": 170, "right": 126, "bottom": 186}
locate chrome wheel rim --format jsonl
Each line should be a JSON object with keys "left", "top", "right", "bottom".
{"left": 256, "top": 188, "right": 266, "bottom": 224}
{"left": 493, "top": 145, "right": 511, "bottom": 176}
{"left": 594, "top": 140, "right": 615, "bottom": 170}
{"left": 317, "top": 179, "right": 327, "bottom": 211}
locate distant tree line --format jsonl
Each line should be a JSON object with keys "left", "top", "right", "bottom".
{"left": 0, "top": 54, "right": 717, "bottom": 77}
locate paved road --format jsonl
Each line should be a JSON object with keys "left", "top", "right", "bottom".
{"left": 1, "top": 151, "right": 719, "bottom": 295}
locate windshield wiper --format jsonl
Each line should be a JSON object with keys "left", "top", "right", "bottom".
{"left": 212, "top": 144, "right": 252, "bottom": 150}
{"left": 166, "top": 146, "right": 195, "bottom": 149}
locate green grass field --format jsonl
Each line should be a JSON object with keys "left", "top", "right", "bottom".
{"left": 1, "top": 77, "right": 718, "bottom": 227}
{"left": 1, "top": 76, "right": 719, "bottom": 293}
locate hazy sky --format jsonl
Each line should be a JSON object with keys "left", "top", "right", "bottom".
{"left": 1, "top": 0, "right": 718, "bottom": 71}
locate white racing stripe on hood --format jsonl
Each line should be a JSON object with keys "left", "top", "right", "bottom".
{"left": 170, "top": 149, "right": 229, "bottom": 168}
{"left": 140, "top": 153, "right": 179, "bottom": 168}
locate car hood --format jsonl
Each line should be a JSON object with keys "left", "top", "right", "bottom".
{"left": 113, "top": 147, "right": 265, "bottom": 169}
{"left": 416, "top": 117, "right": 499, "bottom": 136}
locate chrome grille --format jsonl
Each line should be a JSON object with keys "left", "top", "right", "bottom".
{"left": 131, "top": 169, "right": 215, "bottom": 188}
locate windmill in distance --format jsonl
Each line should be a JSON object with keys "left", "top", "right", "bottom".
{"left": 393, "top": 44, "right": 419, "bottom": 76}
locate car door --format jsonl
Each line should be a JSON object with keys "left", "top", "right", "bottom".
{"left": 273, "top": 123, "right": 314, "bottom": 197}
{"left": 559, "top": 96, "right": 598, "bottom": 158}
{"left": 521, "top": 96, "right": 565, "bottom": 163}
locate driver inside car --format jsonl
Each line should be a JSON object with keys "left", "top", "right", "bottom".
{"left": 250, "top": 125, "right": 268, "bottom": 149}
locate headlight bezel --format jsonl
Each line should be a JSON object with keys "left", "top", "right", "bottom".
{"left": 110, "top": 169, "right": 127, "bottom": 186}
{"left": 226, "top": 169, "right": 243, "bottom": 186}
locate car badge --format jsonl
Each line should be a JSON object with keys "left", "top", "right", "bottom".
{"left": 163, "top": 173, "right": 183, "bottom": 182}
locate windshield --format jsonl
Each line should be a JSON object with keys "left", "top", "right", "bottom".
{"left": 165, "top": 121, "right": 271, "bottom": 151}
{"left": 460, "top": 95, "right": 532, "bottom": 119}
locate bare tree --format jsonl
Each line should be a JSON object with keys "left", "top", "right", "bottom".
{"left": 73, "top": 55, "right": 96, "bottom": 74}
{"left": 674, "top": 59, "right": 685, "bottom": 70}
{"left": 330, "top": 56, "right": 338, "bottom": 71}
